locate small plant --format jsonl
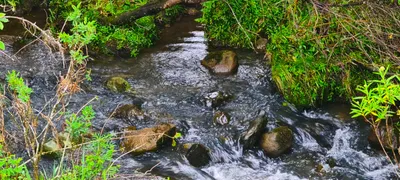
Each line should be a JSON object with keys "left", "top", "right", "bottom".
{"left": 6, "top": 70, "right": 32, "bottom": 103}
{"left": 0, "top": 13, "right": 8, "bottom": 50}
{"left": 171, "top": 132, "right": 182, "bottom": 147}
{"left": 351, "top": 66, "right": 400, "bottom": 170}
{"left": 56, "top": 133, "right": 119, "bottom": 179}
{"left": 0, "top": 144, "right": 31, "bottom": 179}
{"left": 65, "top": 105, "right": 95, "bottom": 143}
{"left": 351, "top": 66, "right": 400, "bottom": 124}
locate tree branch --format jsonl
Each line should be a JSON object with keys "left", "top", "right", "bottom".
{"left": 106, "top": 0, "right": 206, "bottom": 25}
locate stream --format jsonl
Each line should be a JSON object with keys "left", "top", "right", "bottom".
{"left": 87, "top": 16, "right": 396, "bottom": 179}
{"left": 1, "top": 15, "right": 397, "bottom": 179}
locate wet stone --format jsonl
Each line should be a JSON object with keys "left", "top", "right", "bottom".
{"left": 368, "top": 125, "right": 399, "bottom": 150}
{"left": 201, "top": 50, "right": 238, "bottom": 75}
{"left": 112, "top": 104, "right": 145, "bottom": 125}
{"left": 183, "top": 143, "right": 211, "bottom": 167}
{"left": 122, "top": 123, "right": 176, "bottom": 155}
{"left": 240, "top": 113, "right": 268, "bottom": 149}
{"left": 259, "top": 126, "right": 293, "bottom": 157}
{"left": 213, "top": 111, "right": 230, "bottom": 125}
{"left": 203, "top": 91, "right": 232, "bottom": 108}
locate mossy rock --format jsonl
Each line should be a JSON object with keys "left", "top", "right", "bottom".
{"left": 259, "top": 126, "right": 293, "bottom": 157}
{"left": 106, "top": 76, "right": 131, "bottom": 93}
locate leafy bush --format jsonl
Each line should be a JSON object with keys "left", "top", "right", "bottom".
{"left": 351, "top": 66, "right": 400, "bottom": 123}
{"left": 0, "top": 144, "right": 31, "bottom": 179}
{"left": 65, "top": 105, "right": 95, "bottom": 143}
{"left": 6, "top": 70, "right": 32, "bottom": 103}
{"left": 50, "top": 0, "right": 158, "bottom": 57}
{"left": 197, "top": 0, "right": 271, "bottom": 48}
{"left": 350, "top": 66, "right": 400, "bottom": 167}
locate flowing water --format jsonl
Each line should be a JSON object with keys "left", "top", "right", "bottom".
{"left": 2, "top": 15, "right": 397, "bottom": 179}
{"left": 85, "top": 16, "right": 397, "bottom": 179}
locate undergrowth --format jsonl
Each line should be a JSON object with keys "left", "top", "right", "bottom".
{"left": 199, "top": 0, "right": 400, "bottom": 107}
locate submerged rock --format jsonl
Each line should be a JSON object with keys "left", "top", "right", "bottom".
{"left": 106, "top": 76, "right": 131, "bottom": 93}
{"left": 203, "top": 91, "right": 232, "bottom": 108}
{"left": 240, "top": 113, "right": 268, "bottom": 149}
{"left": 113, "top": 104, "right": 145, "bottom": 124}
{"left": 122, "top": 123, "right": 176, "bottom": 155}
{"left": 201, "top": 50, "right": 238, "bottom": 75}
{"left": 182, "top": 143, "right": 211, "bottom": 167}
{"left": 213, "top": 111, "right": 230, "bottom": 125}
{"left": 259, "top": 126, "right": 293, "bottom": 157}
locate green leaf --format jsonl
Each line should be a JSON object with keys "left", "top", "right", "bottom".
{"left": 0, "top": 18, "right": 8, "bottom": 23}
{"left": 174, "top": 132, "right": 182, "bottom": 139}
{"left": 0, "top": 41, "right": 5, "bottom": 50}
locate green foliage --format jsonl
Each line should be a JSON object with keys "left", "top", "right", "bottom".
{"left": 6, "top": 0, "right": 18, "bottom": 11}
{"left": 171, "top": 132, "right": 182, "bottom": 147}
{"left": 350, "top": 66, "right": 400, "bottom": 123}
{"left": 156, "top": 5, "right": 185, "bottom": 25}
{"left": 56, "top": 133, "right": 119, "bottom": 179}
{"left": 197, "top": 0, "right": 270, "bottom": 48}
{"left": 0, "top": 144, "right": 31, "bottom": 179}
{"left": 59, "top": 3, "right": 96, "bottom": 64}
{"left": 65, "top": 105, "right": 95, "bottom": 143}
{"left": 200, "top": 0, "right": 400, "bottom": 107}
{"left": 50, "top": 0, "right": 159, "bottom": 57}
{"left": 0, "top": 13, "right": 9, "bottom": 50}
{"left": 6, "top": 70, "right": 32, "bottom": 103}
{"left": 96, "top": 16, "right": 157, "bottom": 57}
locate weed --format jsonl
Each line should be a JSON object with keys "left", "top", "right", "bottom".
{"left": 6, "top": 70, "right": 32, "bottom": 103}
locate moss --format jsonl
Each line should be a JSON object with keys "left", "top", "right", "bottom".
{"left": 106, "top": 77, "right": 131, "bottom": 93}
{"left": 273, "top": 126, "right": 293, "bottom": 146}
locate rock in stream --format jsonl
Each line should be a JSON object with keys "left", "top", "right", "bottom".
{"left": 122, "top": 123, "right": 176, "bottom": 155}
{"left": 201, "top": 50, "right": 238, "bottom": 75}
{"left": 259, "top": 126, "right": 293, "bottom": 157}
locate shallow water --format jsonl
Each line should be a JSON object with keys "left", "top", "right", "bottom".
{"left": 85, "top": 16, "right": 396, "bottom": 179}
{"left": 0, "top": 14, "right": 396, "bottom": 179}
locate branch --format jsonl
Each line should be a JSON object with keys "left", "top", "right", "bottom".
{"left": 106, "top": 0, "right": 206, "bottom": 25}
